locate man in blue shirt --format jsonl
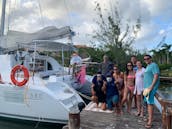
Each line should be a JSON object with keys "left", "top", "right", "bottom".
{"left": 105, "top": 73, "right": 119, "bottom": 113}
{"left": 143, "top": 54, "right": 160, "bottom": 128}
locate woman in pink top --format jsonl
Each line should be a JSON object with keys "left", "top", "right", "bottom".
{"left": 134, "top": 61, "right": 145, "bottom": 117}
{"left": 121, "top": 62, "right": 135, "bottom": 113}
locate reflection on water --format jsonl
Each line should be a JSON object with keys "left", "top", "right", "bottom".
{"left": 0, "top": 117, "right": 64, "bottom": 129}
{"left": 158, "top": 82, "right": 172, "bottom": 100}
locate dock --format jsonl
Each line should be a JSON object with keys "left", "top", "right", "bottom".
{"left": 63, "top": 102, "right": 162, "bottom": 129}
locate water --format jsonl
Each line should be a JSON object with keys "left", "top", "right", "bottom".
{"left": 0, "top": 117, "right": 64, "bottom": 129}
{"left": 158, "top": 82, "right": 172, "bottom": 100}
{"left": 155, "top": 82, "right": 172, "bottom": 113}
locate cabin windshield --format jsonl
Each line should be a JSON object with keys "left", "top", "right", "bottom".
{"left": 28, "top": 59, "right": 46, "bottom": 72}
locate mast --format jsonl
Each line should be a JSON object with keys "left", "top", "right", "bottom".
{"left": 1, "top": 0, "right": 6, "bottom": 36}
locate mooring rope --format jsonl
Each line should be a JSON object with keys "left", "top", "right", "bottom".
{"left": 77, "top": 91, "right": 91, "bottom": 101}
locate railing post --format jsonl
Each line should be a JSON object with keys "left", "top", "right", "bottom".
{"left": 68, "top": 109, "right": 80, "bottom": 129}
{"left": 167, "top": 107, "right": 172, "bottom": 129}
{"left": 162, "top": 104, "right": 167, "bottom": 129}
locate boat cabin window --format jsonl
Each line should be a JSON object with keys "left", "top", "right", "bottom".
{"left": 29, "top": 59, "right": 45, "bottom": 72}
{"left": 47, "top": 62, "right": 53, "bottom": 70}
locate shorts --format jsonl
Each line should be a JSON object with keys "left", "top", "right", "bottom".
{"left": 144, "top": 90, "right": 156, "bottom": 104}
{"left": 106, "top": 95, "right": 119, "bottom": 110}
{"left": 97, "top": 93, "right": 106, "bottom": 103}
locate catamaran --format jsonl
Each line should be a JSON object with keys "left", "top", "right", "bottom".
{"left": 0, "top": 0, "right": 91, "bottom": 124}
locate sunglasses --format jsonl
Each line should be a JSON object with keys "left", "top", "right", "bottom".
{"left": 97, "top": 74, "right": 101, "bottom": 77}
{"left": 144, "top": 58, "right": 150, "bottom": 60}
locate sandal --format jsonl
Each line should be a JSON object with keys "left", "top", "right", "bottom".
{"left": 139, "top": 114, "right": 144, "bottom": 118}
{"left": 145, "top": 123, "right": 152, "bottom": 128}
{"left": 135, "top": 112, "right": 140, "bottom": 116}
{"left": 143, "top": 116, "right": 148, "bottom": 122}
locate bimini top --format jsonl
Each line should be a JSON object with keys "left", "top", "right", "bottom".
{"left": 0, "top": 26, "right": 75, "bottom": 50}
{"left": 19, "top": 40, "right": 76, "bottom": 52}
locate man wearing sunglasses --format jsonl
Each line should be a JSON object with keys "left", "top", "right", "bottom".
{"left": 143, "top": 54, "right": 160, "bottom": 128}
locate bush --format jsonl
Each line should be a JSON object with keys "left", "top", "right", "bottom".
{"left": 158, "top": 64, "right": 172, "bottom": 71}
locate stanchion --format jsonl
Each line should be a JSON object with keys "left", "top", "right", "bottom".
{"left": 68, "top": 109, "right": 80, "bottom": 129}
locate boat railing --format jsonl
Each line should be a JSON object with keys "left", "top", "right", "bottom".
{"left": 155, "top": 93, "right": 172, "bottom": 129}
{"left": 160, "top": 76, "right": 172, "bottom": 83}
{"left": 71, "top": 62, "right": 99, "bottom": 75}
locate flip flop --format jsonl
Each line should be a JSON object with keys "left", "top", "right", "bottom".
{"left": 134, "top": 112, "right": 140, "bottom": 116}
{"left": 143, "top": 117, "right": 148, "bottom": 122}
{"left": 145, "top": 123, "right": 152, "bottom": 128}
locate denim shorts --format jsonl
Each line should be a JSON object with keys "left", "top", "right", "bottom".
{"left": 106, "top": 95, "right": 119, "bottom": 110}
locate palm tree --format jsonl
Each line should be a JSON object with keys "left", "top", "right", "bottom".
{"left": 150, "top": 49, "right": 161, "bottom": 64}
{"left": 161, "top": 43, "right": 172, "bottom": 64}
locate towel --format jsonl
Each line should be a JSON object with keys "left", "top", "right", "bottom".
{"left": 143, "top": 88, "right": 151, "bottom": 100}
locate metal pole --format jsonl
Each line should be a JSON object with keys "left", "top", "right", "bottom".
{"left": 62, "top": 46, "right": 65, "bottom": 80}
{"left": 1, "top": 0, "right": 6, "bottom": 36}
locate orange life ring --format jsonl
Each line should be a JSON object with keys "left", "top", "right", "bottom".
{"left": 11, "top": 65, "right": 29, "bottom": 86}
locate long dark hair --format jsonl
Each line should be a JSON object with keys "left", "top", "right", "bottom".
{"left": 126, "top": 61, "right": 133, "bottom": 76}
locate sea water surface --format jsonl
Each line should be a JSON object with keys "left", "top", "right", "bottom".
{"left": 158, "top": 82, "right": 172, "bottom": 100}
{"left": 0, "top": 117, "right": 64, "bottom": 129}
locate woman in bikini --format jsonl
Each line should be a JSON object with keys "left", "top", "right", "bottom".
{"left": 121, "top": 62, "right": 135, "bottom": 113}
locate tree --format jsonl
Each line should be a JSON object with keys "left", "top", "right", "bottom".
{"left": 151, "top": 43, "right": 172, "bottom": 64}
{"left": 161, "top": 43, "right": 171, "bottom": 64}
{"left": 92, "top": 1, "right": 141, "bottom": 67}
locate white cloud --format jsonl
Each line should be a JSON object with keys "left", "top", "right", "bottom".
{"left": 0, "top": 0, "right": 172, "bottom": 51}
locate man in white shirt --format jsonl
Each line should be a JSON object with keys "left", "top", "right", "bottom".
{"left": 70, "top": 52, "right": 82, "bottom": 65}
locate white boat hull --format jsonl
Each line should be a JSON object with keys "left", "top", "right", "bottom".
{"left": 0, "top": 54, "right": 85, "bottom": 124}
{"left": 0, "top": 81, "right": 83, "bottom": 124}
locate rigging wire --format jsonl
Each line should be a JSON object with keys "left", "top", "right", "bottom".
{"left": 63, "top": 0, "right": 75, "bottom": 46}
{"left": 7, "top": 0, "right": 18, "bottom": 31}
{"left": 7, "top": 0, "right": 12, "bottom": 32}
{"left": 37, "top": 0, "right": 45, "bottom": 27}
{"left": 63, "top": 0, "right": 72, "bottom": 27}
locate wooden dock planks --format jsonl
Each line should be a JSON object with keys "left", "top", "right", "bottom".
{"left": 63, "top": 102, "right": 162, "bottom": 129}
{"left": 80, "top": 109, "right": 162, "bottom": 129}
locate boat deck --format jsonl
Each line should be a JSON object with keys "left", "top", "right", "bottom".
{"left": 63, "top": 102, "right": 162, "bottom": 129}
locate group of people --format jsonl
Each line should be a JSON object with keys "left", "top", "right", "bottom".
{"left": 91, "top": 54, "right": 160, "bottom": 129}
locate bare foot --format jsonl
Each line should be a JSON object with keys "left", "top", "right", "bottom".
{"left": 139, "top": 113, "right": 144, "bottom": 117}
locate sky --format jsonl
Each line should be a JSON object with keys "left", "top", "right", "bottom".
{"left": 0, "top": 0, "right": 172, "bottom": 51}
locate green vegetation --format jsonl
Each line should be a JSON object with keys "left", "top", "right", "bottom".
{"left": 160, "top": 64, "right": 172, "bottom": 77}
{"left": 161, "top": 70, "right": 172, "bottom": 77}
{"left": 87, "top": 1, "right": 142, "bottom": 71}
